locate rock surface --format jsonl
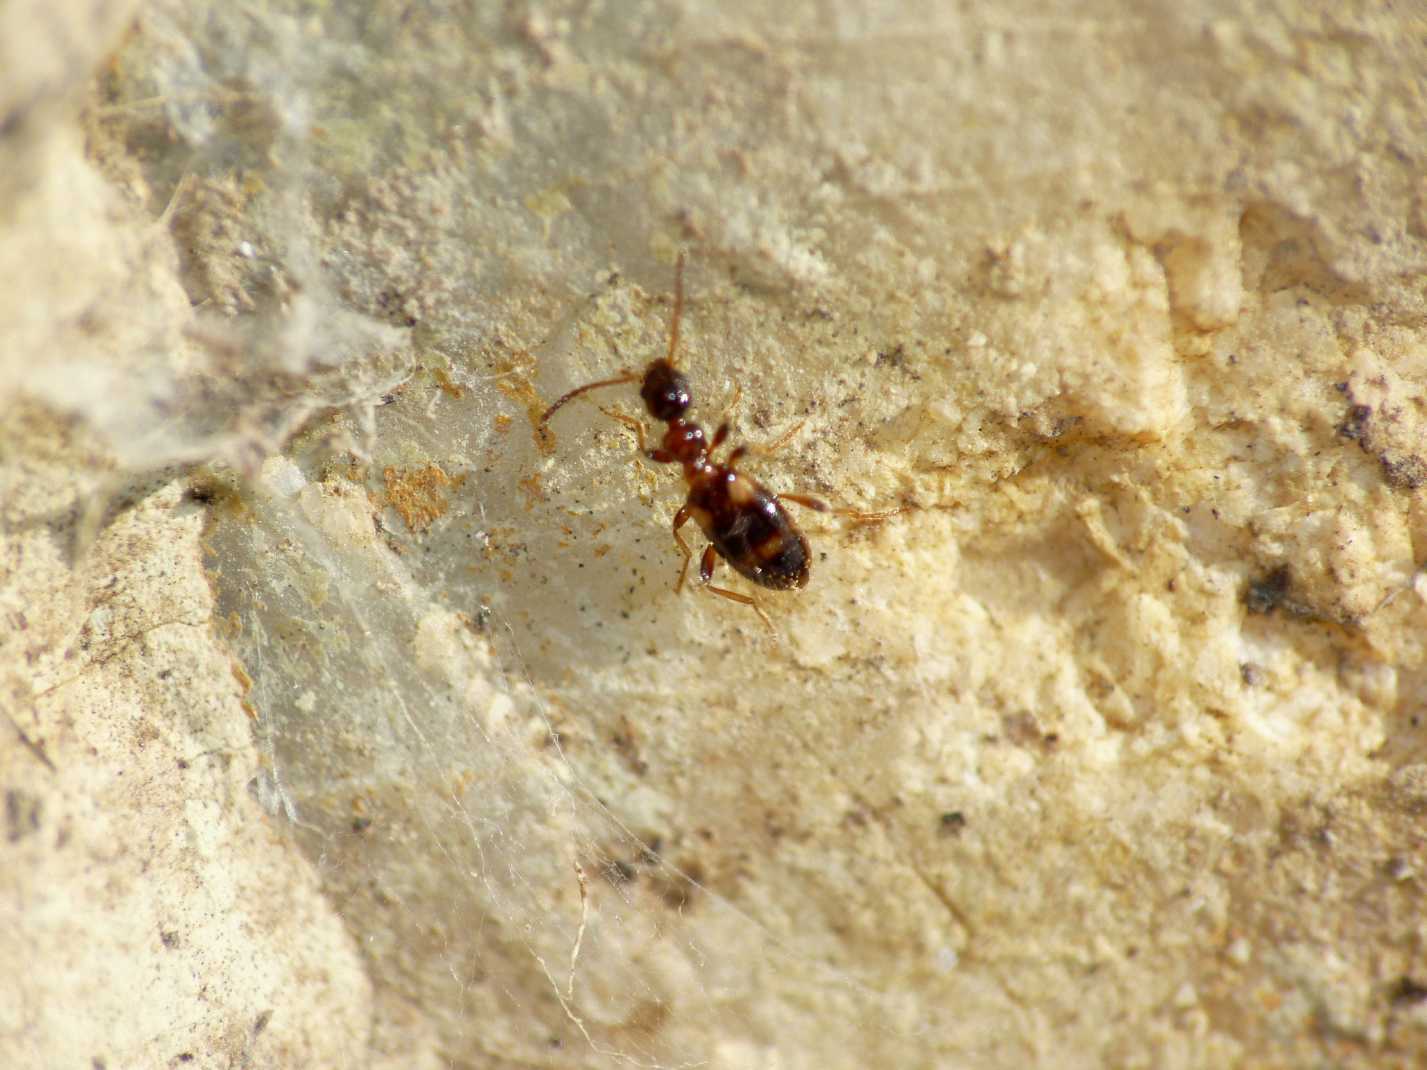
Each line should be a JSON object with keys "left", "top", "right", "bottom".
{"left": 3, "top": 1, "right": 1426, "bottom": 1067}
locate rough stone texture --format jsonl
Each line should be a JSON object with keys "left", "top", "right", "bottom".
{"left": 4, "top": 1, "right": 1427, "bottom": 1067}
{"left": 0, "top": 458, "right": 373, "bottom": 1069}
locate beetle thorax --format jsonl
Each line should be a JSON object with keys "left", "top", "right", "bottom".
{"left": 660, "top": 418, "right": 710, "bottom": 473}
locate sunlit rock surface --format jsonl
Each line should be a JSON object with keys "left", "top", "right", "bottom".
{"left": 4, "top": 2, "right": 1426, "bottom": 1067}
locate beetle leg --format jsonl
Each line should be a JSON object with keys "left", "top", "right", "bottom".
{"left": 602, "top": 406, "right": 680, "bottom": 462}
{"left": 722, "top": 419, "right": 807, "bottom": 466}
{"left": 779, "top": 492, "right": 829, "bottom": 512}
{"left": 671, "top": 505, "right": 694, "bottom": 592}
{"left": 706, "top": 586, "right": 774, "bottom": 632}
{"left": 782, "top": 493, "right": 902, "bottom": 524}
{"left": 723, "top": 380, "right": 743, "bottom": 421}
{"left": 711, "top": 376, "right": 799, "bottom": 463}
{"left": 759, "top": 418, "right": 806, "bottom": 456}
{"left": 696, "top": 544, "right": 774, "bottom": 631}
{"left": 720, "top": 420, "right": 806, "bottom": 469}
{"left": 600, "top": 406, "right": 649, "bottom": 453}
{"left": 840, "top": 506, "right": 904, "bottom": 524}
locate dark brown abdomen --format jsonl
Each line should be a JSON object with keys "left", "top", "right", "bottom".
{"left": 689, "top": 468, "right": 811, "bottom": 590}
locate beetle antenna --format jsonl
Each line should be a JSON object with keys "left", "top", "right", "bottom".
{"left": 540, "top": 370, "right": 641, "bottom": 425}
{"left": 540, "top": 254, "right": 684, "bottom": 424}
{"left": 665, "top": 252, "right": 685, "bottom": 368}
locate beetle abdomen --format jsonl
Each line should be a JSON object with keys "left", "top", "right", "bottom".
{"left": 691, "top": 468, "right": 811, "bottom": 590}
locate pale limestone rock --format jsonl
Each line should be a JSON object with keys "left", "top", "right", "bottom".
{"left": 4, "top": 1, "right": 1427, "bottom": 1068}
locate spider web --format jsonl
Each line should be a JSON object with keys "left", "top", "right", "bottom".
{"left": 101, "top": 3, "right": 998, "bottom": 1064}
{"left": 200, "top": 316, "right": 960, "bottom": 1068}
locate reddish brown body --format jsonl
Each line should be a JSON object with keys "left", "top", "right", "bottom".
{"left": 540, "top": 258, "right": 826, "bottom": 624}
{"left": 685, "top": 463, "right": 811, "bottom": 590}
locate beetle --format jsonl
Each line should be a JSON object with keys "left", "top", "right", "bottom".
{"left": 540, "top": 255, "right": 828, "bottom": 627}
